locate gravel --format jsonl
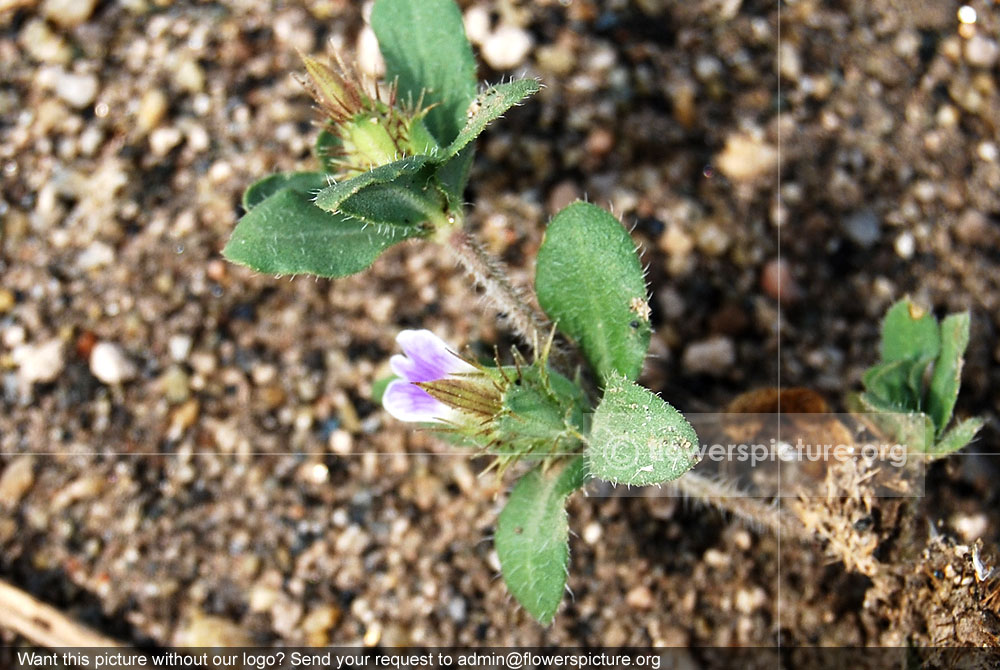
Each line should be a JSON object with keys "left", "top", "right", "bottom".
{"left": 1, "top": 0, "right": 999, "bottom": 651}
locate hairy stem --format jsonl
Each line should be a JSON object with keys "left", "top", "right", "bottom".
{"left": 670, "top": 471, "right": 810, "bottom": 540}
{"left": 446, "top": 228, "right": 551, "bottom": 351}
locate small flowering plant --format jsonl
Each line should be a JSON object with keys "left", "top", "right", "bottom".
{"left": 222, "top": 0, "right": 699, "bottom": 624}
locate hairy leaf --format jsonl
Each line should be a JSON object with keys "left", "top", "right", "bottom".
{"left": 536, "top": 202, "right": 651, "bottom": 383}
{"left": 928, "top": 312, "right": 970, "bottom": 435}
{"left": 371, "top": 0, "right": 477, "bottom": 146}
{"left": 443, "top": 79, "right": 541, "bottom": 158}
{"left": 849, "top": 392, "right": 935, "bottom": 454}
{"left": 586, "top": 373, "right": 700, "bottom": 486}
{"left": 314, "top": 156, "right": 430, "bottom": 213}
{"left": 223, "top": 188, "right": 423, "bottom": 278}
{"left": 880, "top": 298, "right": 940, "bottom": 364}
{"left": 931, "top": 416, "right": 984, "bottom": 456}
{"left": 496, "top": 457, "right": 587, "bottom": 625}
{"left": 242, "top": 172, "right": 328, "bottom": 211}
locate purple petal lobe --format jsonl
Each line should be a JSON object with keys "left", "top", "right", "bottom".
{"left": 391, "top": 330, "right": 475, "bottom": 383}
{"left": 383, "top": 379, "right": 450, "bottom": 423}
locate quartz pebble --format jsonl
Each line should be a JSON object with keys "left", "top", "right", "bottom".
{"left": 20, "top": 19, "right": 72, "bottom": 65}
{"left": 965, "top": 35, "right": 999, "bottom": 68}
{"left": 482, "top": 25, "right": 533, "bottom": 70}
{"left": 682, "top": 336, "right": 735, "bottom": 376}
{"left": 55, "top": 71, "right": 100, "bottom": 109}
{"left": 42, "top": 0, "right": 99, "bottom": 28}
{"left": 716, "top": 133, "right": 779, "bottom": 181}
{"left": 13, "top": 339, "right": 65, "bottom": 385}
{"left": 0, "top": 456, "right": 35, "bottom": 508}
{"left": 90, "top": 341, "right": 137, "bottom": 385}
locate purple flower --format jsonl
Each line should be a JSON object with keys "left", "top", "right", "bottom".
{"left": 383, "top": 330, "right": 479, "bottom": 423}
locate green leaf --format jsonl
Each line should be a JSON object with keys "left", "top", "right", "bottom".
{"left": 242, "top": 172, "right": 329, "bottom": 211}
{"left": 314, "top": 156, "right": 429, "bottom": 213}
{"left": 862, "top": 359, "right": 916, "bottom": 408}
{"left": 880, "top": 298, "right": 940, "bottom": 364}
{"left": 371, "top": 0, "right": 477, "bottom": 146}
{"left": 586, "top": 373, "right": 699, "bottom": 486}
{"left": 536, "top": 201, "right": 651, "bottom": 383}
{"left": 931, "top": 416, "right": 984, "bottom": 457}
{"left": 443, "top": 79, "right": 541, "bottom": 159}
{"left": 927, "top": 312, "right": 971, "bottom": 435}
{"left": 850, "top": 392, "right": 935, "bottom": 453}
{"left": 222, "top": 188, "right": 424, "bottom": 278}
{"left": 338, "top": 173, "right": 446, "bottom": 227}
{"left": 434, "top": 146, "right": 474, "bottom": 209}
{"left": 496, "top": 457, "right": 588, "bottom": 625}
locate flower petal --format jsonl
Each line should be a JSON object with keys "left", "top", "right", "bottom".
{"left": 391, "top": 329, "right": 475, "bottom": 383}
{"left": 382, "top": 378, "right": 451, "bottom": 423}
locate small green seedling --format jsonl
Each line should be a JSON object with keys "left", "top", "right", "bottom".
{"left": 222, "top": 0, "right": 699, "bottom": 624}
{"left": 850, "top": 297, "right": 983, "bottom": 456}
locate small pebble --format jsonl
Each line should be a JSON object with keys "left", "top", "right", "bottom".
{"left": 481, "top": 25, "right": 533, "bottom": 70}
{"left": 682, "top": 336, "right": 735, "bottom": 376}
{"left": 55, "top": 71, "right": 100, "bottom": 109}
{"left": 625, "top": 585, "right": 654, "bottom": 610}
{"left": 842, "top": 209, "right": 881, "bottom": 248}
{"left": 356, "top": 26, "right": 385, "bottom": 78}
{"left": 735, "top": 586, "right": 767, "bottom": 614}
{"left": 965, "top": 34, "right": 999, "bottom": 68}
{"left": 463, "top": 5, "right": 491, "bottom": 45}
{"left": 716, "top": 133, "right": 779, "bottom": 181}
{"left": 761, "top": 258, "right": 801, "bottom": 304}
{"left": 894, "top": 231, "right": 916, "bottom": 259}
{"left": 42, "top": 0, "right": 99, "bottom": 28}
{"left": 19, "top": 19, "right": 72, "bottom": 65}
{"left": 0, "top": 289, "right": 14, "bottom": 314}
{"left": 76, "top": 240, "right": 115, "bottom": 271}
{"left": 168, "top": 334, "right": 193, "bottom": 362}
{"left": 546, "top": 180, "right": 581, "bottom": 215}
{"left": 149, "top": 126, "right": 183, "bottom": 157}
{"left": 582, "top": 521, "right": 602, "bottom": 545}
{"left": 136, "top": 90, "right": 168, "bottom": 136}
{"left": 161, "top": 365, "right": 190, "bottom": 404}
{"left": 0, "top": 456, "right": 35, "bottom": 509}
{"left": 89, "top": 341, "right": 137, "bottom": 385}
{"left": 446, "top": 596, "right": 467, "bottom": 622}
{"left": 13, "top": 339, "right": 65, "bottom": 385}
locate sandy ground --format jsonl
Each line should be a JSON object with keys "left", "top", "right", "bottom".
{"left": 2, "top": 0, "right": 1000, "bottom": 654}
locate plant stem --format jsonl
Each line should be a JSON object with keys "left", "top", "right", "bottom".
{"left": 670, "top": 471, "right": 810, "bottom": 540}
{"left": 445, "top": 227, "right": 551, "bottom": 351}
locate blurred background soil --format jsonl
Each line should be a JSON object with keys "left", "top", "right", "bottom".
{"left": 1, "top": 0, "right": 1000, "bottom": 652}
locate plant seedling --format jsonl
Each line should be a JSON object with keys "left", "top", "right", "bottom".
{"left": 850, "top": 297, "right": 983, "bottom": 456}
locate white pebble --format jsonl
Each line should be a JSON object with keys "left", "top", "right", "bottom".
{"left": 56, "top": 71, "right": 99, "bottom": 109}
{"left": 90, "top": 341, "right": 137, "bottom": 385}
{"left": 582, "top": 521, "right": 602, "bottom": 545}
{"left": 76, "top": 240, "right": 115, "bottom": 271}
{"left": 965, "top": 35, "right": 999, "bottom": 68}
{"left": 149, "top": 126, "right": 183, "bottom": 157}
{"left": 13, "top": 339, "right": 65, "bottom": 385}
{"left": 894, "top": 231, "right": 915, "bottom": 259}
{"left": 715, "top": 132, "right": 779, "bottom": 181}
{"left": 168, "top": 334, "right": 193, "bottom": 362}
{"left": 43, "top": 0, "right": 98, "bottom": 28}
{"left": 977, "top": 141, "right": 998, "bottom": 163}
{"left": 481, "top": 25, "right": 533, "bottom": 70}
{"left": 463, "top": 5, "right": 491, "bottom": 45}
{"left": 0, "top": 456, "right": 35, "bottom": 508}
{"left": 356, "top": 26, "right": 385, "bottom": 78}
{"left": 682, "top": 336, "right": 735, "bottom": 376}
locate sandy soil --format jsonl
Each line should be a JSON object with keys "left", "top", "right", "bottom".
{"left": 2, "top": 0, "right": 1000, "bottom": 657}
